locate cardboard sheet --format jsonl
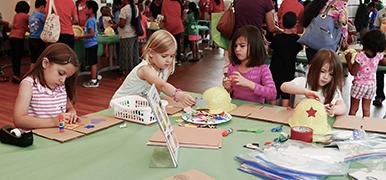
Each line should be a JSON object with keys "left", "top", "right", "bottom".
{"left": 164, "top": 169, "right": 215, "bottom": 180}
{"left": 229, "top": 104, "right": 256, "bottom": 117}
{"left": 148, "top": 126, "right": 222, "bottom": 149}
{"left": 33, "top": 128, "right": 84, "bottom": 143}
{"left": 163, "top": 96, "right": 184, "bottom": 115}
{"left": 72, "top": 114, "right": 123, "bottom": 134}
{"left": 33, "top": 114, "right": 123, "bottom": 142}
{"left": 230, "top": 105, "right": 292, "bottom": 124}
{"left": 334, "top": 115, "right": 386, "bottom": 133}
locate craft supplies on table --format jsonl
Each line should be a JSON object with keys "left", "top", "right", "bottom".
{"left": 182, "top": 110, "right": 232, "bottom": 125}
{"left": 290, "top": 126, "right": 313, "bottom": 143}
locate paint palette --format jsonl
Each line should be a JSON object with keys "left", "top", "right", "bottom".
{"left": 182, "top": 111, "right": 232, "bottom": 125}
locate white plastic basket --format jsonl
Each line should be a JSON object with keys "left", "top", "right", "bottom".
{"left": 110, "top": 95, "right": 168, "bottom": 125}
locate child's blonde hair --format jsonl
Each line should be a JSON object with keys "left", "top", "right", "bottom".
{"left": 24, "top": 43, "right": 79, "bottom": 101}
{"left": 307, "top": 49, "right": 343, "bottom": 104}
{"left": 141, "top": 30, "right": 177, "bottom": 74}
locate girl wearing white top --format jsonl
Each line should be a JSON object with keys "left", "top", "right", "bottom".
{"left": 281, "top": 49, "right": 347, "bottom": 116}
{"left": 111, "top": 30, "right": 196, "bottom": 107}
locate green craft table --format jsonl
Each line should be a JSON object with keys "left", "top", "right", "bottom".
{"left": 0, "top": 96, "right": 375, "bottom": 180}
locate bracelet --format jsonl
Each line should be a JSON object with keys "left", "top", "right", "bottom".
{"left": 172, "top": 88, "right": 181, "bottom": 102}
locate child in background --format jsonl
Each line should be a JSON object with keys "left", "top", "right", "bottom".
{"left": 9, "top": 1, "right": 30, "bottom": 83}
{"left": 99, "top": 6, "right": 114, "bottom": 32}
{"left": 78, "top": 0, "right": 99, "bottom": 88}
{"left": 28, "top": 0, "right": 46, "bottom": 70}
{"left": 184, "top": 2, "right": 200, "bottom": 62}
{"left": 281, "top": 49, "right": 346, "bottom": 116}
{"left": 13, "top": 43, "right": 79, "bottom": 129}
{"left": 223, "top": 25, "right": 277, "bottom": 104}
{"left": 111, "top": 30, "right": 196, "bottom": 107}
{"left": 269, "top": 12, "right": 303, "bottom": 107}
{"left": 345, "top": 30, "right": 386, "bottom": 117}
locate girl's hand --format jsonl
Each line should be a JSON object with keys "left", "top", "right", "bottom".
{"left": 63, "top": 112, "right": 79, "bottom": 124}
{"left": 324, "top": 103, "right": 335, "bottom": 117}
{"left": 324, "top": 99, "right": 337, "bottom": 117}
{"left": 176, "top": 92, "right": 196, "bottom": 107}
{"left": 223, "top": 77, "right": 232, "bottom": 92}
{"left": 304, "top": 89, "right": 320, "bottom": 101}
{"left": 229, "top": 72, "right": 252, "bottom": 88}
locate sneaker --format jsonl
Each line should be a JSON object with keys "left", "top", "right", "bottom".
{"left": 82, "top": 80, "right": 99, "bottom": 88}
{"left": 372, "top": 98, "right": 383, "bottom": 107}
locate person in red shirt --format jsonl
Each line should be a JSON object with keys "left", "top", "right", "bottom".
{"left": 76, "top": 0, "right": 88, "bottom": 27}
{"left": 162, "top": 0, "right": 184, "bottom": 64}
{"left": 9, "top": 1, "right": 29, "bottom": 83}
{"left": 277, "top": 0, "right": 304, "bottom": 34}
{"left": 47, "top": 0, "right": 79, "bottom": 48}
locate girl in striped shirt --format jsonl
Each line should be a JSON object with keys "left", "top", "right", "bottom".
{"left": 223, "top": 25, "right": 277, "bottom": 104}
{"left": 13, "top": 43, "right": 79, "bottom": 129}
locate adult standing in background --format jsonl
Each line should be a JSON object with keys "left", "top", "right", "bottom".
{"left": 372, "top": 6, "right": 386, "bottom": 107}
{"left": 118, "top": 0, "right": 139, "bottom": 74}
{"left": 277, "top": 0, "right": 304, "bottom": 34}
{"left": 234, "top": 0, "right": 280, "bottom": 33}
{"left": 150, "top": 0, "right": 162, "bottom": 19}
{"left": 76, "top": 0, "right": 88, "bottom": 27}
{"left": 47, "top": 0, "right": 79, "bottom": 48}
{"left": 302, "top": 0, "right": 348, "bottom": 62}
{"left": 162, "top": 0, "right": 184, "bottom": 64}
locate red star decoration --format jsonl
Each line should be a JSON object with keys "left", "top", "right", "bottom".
{"left": 306, "top": 107, "right": 317, "bottom": 117}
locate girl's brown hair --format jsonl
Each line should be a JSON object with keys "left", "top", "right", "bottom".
{"left": 23, "top": 43, "right": 79, "bottom": 101}
{"left": 229, "top": 25, "right": 266, "bottom": 67}
{"left": 307, "top": 49, "right": 343, "bottom": 104}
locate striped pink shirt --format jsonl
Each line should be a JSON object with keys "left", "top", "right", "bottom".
{"left": 23, "top": 77, "right": 67, "bottom": 119}
{"left": 227, "top": 64, "right": 276, "bottom": 103}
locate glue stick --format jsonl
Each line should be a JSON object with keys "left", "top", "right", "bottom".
{"left": 58, "top": 114, "right": 65, "bottom": 132}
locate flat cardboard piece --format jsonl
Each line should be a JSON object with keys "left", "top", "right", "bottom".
{"left": 164, "top": 169, "right": 215, "bottom": 180}
{"left": 165, "top": 105, "right": 183, "bottom": 115}
{"left": 33, "top": 114, "right": 123, "bottom": 142}
{"left": 33, "top": 128, "right": 84, "bottom": 143}
{"left": 229, "top": 104, "right": 256, "bottom": 117}
{"left": 229, "top": 104, "right": 292, "bottom": 124}
{"left": 163, "top": 96, "right": 184, "bottom": 115}
{"left": 148, "top": 126, "right": 222, "bottom": 149}
{"left": 334, "top": 115, "right": 386, "bottom": 133}
{"left": 72, "top": 114, "right": 123, "bottom": 134}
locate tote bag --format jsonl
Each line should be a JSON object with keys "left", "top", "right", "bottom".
{"left": 297, "top": 2, "right": 342, "bottom": 51}
{"left": 40, "top": 0, "right": 60, "bottom": 43}
{"left": 216, "top": 2, "right": 235, "bottom": 39}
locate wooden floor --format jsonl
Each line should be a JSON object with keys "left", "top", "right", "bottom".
{"left": 0, "top": 47, "right": 385, "bottom": 127}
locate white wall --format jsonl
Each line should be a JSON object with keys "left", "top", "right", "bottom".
{"left": 0, "top": 0, "right": 29, "bottom": 22}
